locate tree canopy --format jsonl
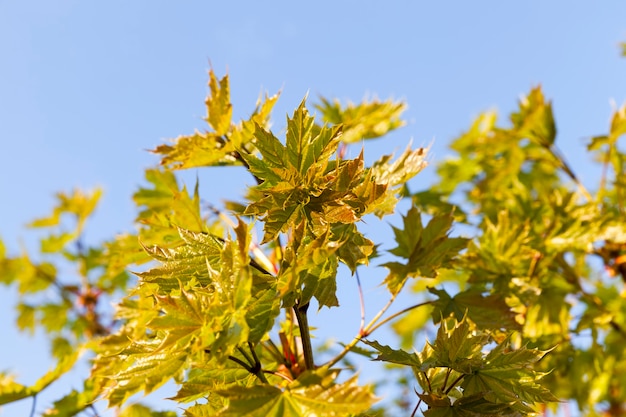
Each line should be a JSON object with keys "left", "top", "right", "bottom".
{"left": 1, "top": 50, "right": 626, "bottom": 416}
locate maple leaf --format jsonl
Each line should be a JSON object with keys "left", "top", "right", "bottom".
{"left": 137, "top": 227, "right": 223, "bottom": 290}
{"left": 383, "top": 207, "right": 468, "bottom": 294}
{"left": 461, "top": 342, "right": 558, "bottom": 413}
{"left": 430, "top": 317, "right": 489, "bottom": 374}
{"left": 315, "top": 96, "right": 406, "bottom": 143}
{"left": 152, "top": 132, "right": 239, "bottom": 170}
{"left": 152, "top": 70, "right": 279, "bottom": 170}
{"left": 0, "top": 350, "right": 80, "bottom": 405}
{"left": 510, "top": 86, "right": 556, "bottom": 147}
{"left": 429, "top": 287, "right": 521, "bottom": 331}
{"left": 363, "top": 340, "right": 433, "bottom": 372}
{"left": 215, "top": 370, "right": 376, "bottom": 416}
{"left": 205, "top": 70, "right": 233, "bottom": 135}
{"left": 278, "top": 224, "right": 340, "bottom": 309}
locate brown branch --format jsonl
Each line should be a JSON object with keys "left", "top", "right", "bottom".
{"left": 294, "top": 300, "right": 315, "bottom": 370}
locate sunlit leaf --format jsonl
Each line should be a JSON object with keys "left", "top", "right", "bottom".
{"left": 383, "top": 207, "right": 468, "bottom": 294}
{"left": 315, "top": 96, "right": 406, "bottom": 143}
{"left": 510, "top": 86, "right": 556, "bottom": 147}
{"left": 429, "top": 287, "right": 520, "bottom": 330}
{"left": 206, "top": 70, "right": 233, "bottom": 135}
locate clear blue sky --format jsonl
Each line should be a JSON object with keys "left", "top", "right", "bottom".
{"left": 1, "top": 1, "right": 625, "bottom": 416}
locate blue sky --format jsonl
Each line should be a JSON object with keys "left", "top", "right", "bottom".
{"left": 1, "top": 1, "right": 625, "bottom": 415}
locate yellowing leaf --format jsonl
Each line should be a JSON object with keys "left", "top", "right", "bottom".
{"left": 0, "top": 349, "right": 81, "bottom": 405}
{"left": 510, "top": 86, "right": 556, "bottom": 147}
{"left": 152, "top": 132, "right": 239, "bottom": 170}
{"left": 316, "top": 96, "right": 406, "bottom": 143}
{"left": 206, "top": 70, "right": 233, "bottom": 135}
{"left": 28, "top": 188, "right": 102, "bottom": 230}
{"left": 0, "top": 374, "right": 31, "bottom": 405}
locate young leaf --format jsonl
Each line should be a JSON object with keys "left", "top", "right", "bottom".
{"left": 137, "top": 228, "right": 223, "bottom": 291}
{"left": 315, "top": 96, "right": 406, "bottom": 143}
{"left": 286, "top": 99, "right": 316, "bottom": 175}
{"left": 206, "top": 70, "right": 233, "bottom": 136}
{"left": 104, "top": 351, "right": 188, "bottom": 407}
{"left": 133, "top": 169, "right": 205, "bottom": 238}
{"left": 429, "top": 287, "right": 520, "bottom": 331}
{"left": 118, "top": 404, "right": 178, "bottom": 417}
{"left": 152, "top": 132, "right": 239, "bottom": 170}
{"left": 362, "top": 340, "right": 431, "bottom": 371}
{"left": 0, "top": 349, "right": 81, "bottom": 405}
{"left": 461, "top": 342, "right": 558, "bottom": 412}
{"left": 510, "top": 86, "right": 556, "bottom": 147}
{"left": 383, "top": 207, "right": 468, "bottom": 294}
{"left": 42, "top": 380, "right": 98, "bottom": 417}
{"left": 215, "top": 371, "right": 376, "bottom": 416}
{"left": 430, "top": 317, "right": 487, "bottom": 374}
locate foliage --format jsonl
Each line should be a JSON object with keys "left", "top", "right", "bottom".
{"left": 1, "top": 45, "right": 626, "bottom": 416}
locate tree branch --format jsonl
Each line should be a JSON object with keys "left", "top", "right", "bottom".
{"left": 294, "top": 300, "right": 315, "bottom": 370}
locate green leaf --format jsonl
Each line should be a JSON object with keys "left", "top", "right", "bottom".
{"left": 383, "top": 207, "right": 468, "bottom": 294}
{"left": 609, "top": 102, "right": 626, "bottom": 142}
{"left": 431, "top": 316, "right": 487, "bottom": 374}
{"left": 461, "top": 342, "right": 557, "bottom": 412}
{"left": 429, "top": 288, "right": 520, "bottom": 331}
{"left": 331, "top": 223, "right": 374, "bottom": 272}
{"left": 422, "top": 392, "right": 523, "bottom": 417}
{"left": 153, "top": 74, "right": 280, "bottom": 171}
{"left": 216, "top": 385, "right": 299, "bottom": 416}
{"left": 0, "top": 374, "right": 31, "bottom": 405}
{"left": 137, "top": 227, "right": 223, "bottom": 290}
{"left": 118, "top": 403, "right": 178, "bottom": 417}
{"left": 172, "top": 361, "right": 255, "bottom": 403}
{"left": 28, "top": 188, "right": 102, "bottom": 230}
{"left": 152, "top": 132, "right": 239, "bottom": 169}
{"left": 148, "top": 287, "right": 205, "bottom": 350}
{"left": 133, "top": 169, "right": 205, "bottom": 236}
{"left": 105, "top": 351, "right": 188, "bottom": 407}
{"left": 42, "top": 380, "right": 97, "bottom": 417}
{"left": 370, "top": 144, "right": 428, "bottom": 188}
{"left": 510, "top": 86, "right": 556, "bottom": 147}
{"left": 206, "top": 70, "right": 233, "bottom": 135}
{"left": 16, "top": 302, "right": 36, "bottom": 332}
{"left": 216, "top": 371, "right": 376, "bottom": 416}
{"left": 0, "top": 350, "right": 81, "bottom": 405}
{"left": 286, "top": 99, "right": 316, "bottom": 174}
{"left": 315, "top": 96, "right": 406, "bottom": 143}
{"left": 278, "top": 227, "right": 340, "bottom": 309}
{"left": 363, "top": 340, "right": 431, "bottom": 371}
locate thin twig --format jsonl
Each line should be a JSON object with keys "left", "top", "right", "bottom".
{"left": 444, "top": 373, "right": 465, "bottom": 394}
{"left": 29, "top": 395, "right": 37, "bottom": 417}
{"left": 548, "top": 144, "right": 592, "bottom": 202}
{"left": 410, "top": 398, "right": 422, "bottom": 417}
{"left": 324, "top": 291, "right": 401, "bottom": 368}
{"left": 227, "top": 354, "right": 252, "bottom": 371}
{"left": 367, "top": 301, "right": 434, "bottom": 335}
{"left": 237, "top": 346, "right": 255, "bottom": 368}
{"left": 423, "top": 371, "right": 432, "bottom": 392}
{"left": 355, "top": 270, "right": 366, "bottom": 334}
{"left": 248, "top": 341, "right": 263, "bottom": 374}
{"left": 88, "top": 404, "right": 101, "bottom": 417}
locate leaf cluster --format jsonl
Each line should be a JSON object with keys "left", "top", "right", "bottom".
{"left": 4, "top": 57, "right": 626, "bottom": 417}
